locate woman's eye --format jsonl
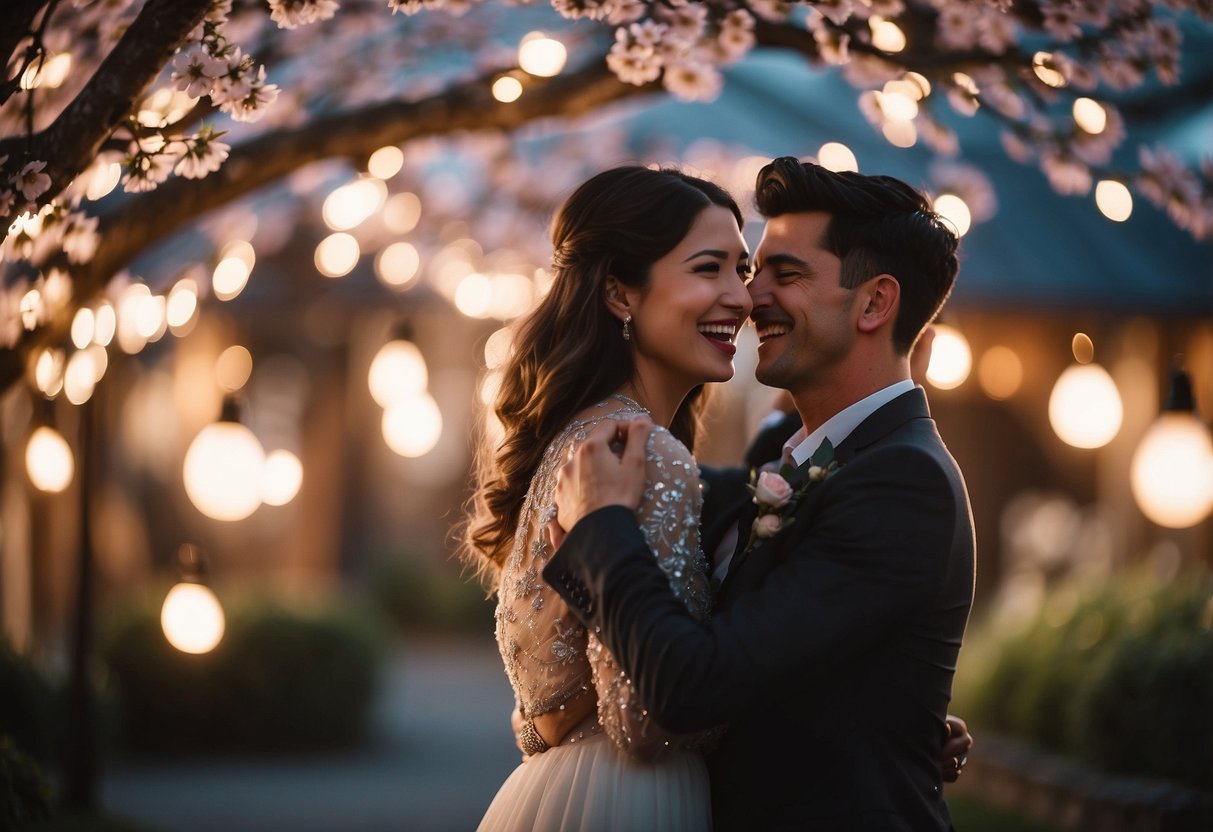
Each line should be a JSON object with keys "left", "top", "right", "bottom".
{"left": 693, "top": 262, "right": 721, "bottom": 274}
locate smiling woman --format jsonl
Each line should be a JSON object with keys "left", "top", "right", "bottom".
{"left": 458, "top": 165, "right": 751, "bottom": 831}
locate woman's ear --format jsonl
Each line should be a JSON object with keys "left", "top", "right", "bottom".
{"left": 856, "top": 274, "right": 900, "bottom": 333}
{"left": 603, "top": 276, "right": 634, "bottom": 322}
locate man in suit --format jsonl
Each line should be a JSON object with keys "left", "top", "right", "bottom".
{"left": 543, "top": 158, "right": 976, "bottom": 830}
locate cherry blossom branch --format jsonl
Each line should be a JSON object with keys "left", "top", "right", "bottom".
{"left": 0, "top": 0, "right": 212, "bottom": 230}
{"left": 0, "top": 57, "right": 658, "bottom": 392}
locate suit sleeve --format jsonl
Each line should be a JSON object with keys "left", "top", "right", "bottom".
{"left": 543, "top": 442, "right": 961, "bottom": 733}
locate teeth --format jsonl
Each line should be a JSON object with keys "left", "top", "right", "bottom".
{"left": 697, "top": 323, "right": 737, "bottom": 340}
{"left": 757, "top": 324, "right": 789, "bottom": 339}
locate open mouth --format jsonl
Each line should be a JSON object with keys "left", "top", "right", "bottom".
{"left": 755, "top": 322, "right": 790, "bottom": 343}
{"left": 697, "top": 320, "right": 740, "bottom": 356}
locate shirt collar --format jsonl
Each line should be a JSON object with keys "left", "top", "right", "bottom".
{"left": 783, "top": 379, "right": 917, "bottom": 468}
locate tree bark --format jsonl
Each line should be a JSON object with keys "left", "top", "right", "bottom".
{"left": 0, "top": 0, "right": 212, "bottom": 228}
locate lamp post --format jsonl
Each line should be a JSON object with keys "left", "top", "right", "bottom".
{"left": 1130, "top": 366, "right": 1213, "bottom": 529}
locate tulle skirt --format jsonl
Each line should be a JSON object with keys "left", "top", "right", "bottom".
{"left": 476, "top": 732, "right": 711, "bottom": 832}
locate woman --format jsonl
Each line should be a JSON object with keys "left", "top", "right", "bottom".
{"left": 464, "top": 165, "right": 751, "bottom": 830}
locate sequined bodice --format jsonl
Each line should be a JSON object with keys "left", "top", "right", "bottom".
{"left": 494, "top": 396, "right": 714, "bottom": 757}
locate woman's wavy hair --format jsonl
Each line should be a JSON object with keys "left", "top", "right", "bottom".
{"left": 460, "top": 166, "right": 743, "bottom": 590}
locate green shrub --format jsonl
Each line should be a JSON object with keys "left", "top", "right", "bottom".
{"left": 1069, "top": 592, "right": 1213, "bottom": 790}
{"left": 364, "top": 552, "right": 495, "bottom": 634}
{"left": 0, "top": 643, "right": 61, "bottom": 765}
{"left": 955, "top": 569, "right": 1213, "bottom": 790}
{"left": 101, "top": 596, "right": 384, "bottom": 755}
{"left": 0, "top": 735, "right": 52, "bottom": 829}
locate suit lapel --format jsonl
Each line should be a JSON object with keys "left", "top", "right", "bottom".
{"left": 714, "top": 387, "right": 932, "bottom": 606}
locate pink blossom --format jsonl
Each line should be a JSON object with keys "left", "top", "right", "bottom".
{"left": 14, "top": 161, "right": 52, "bottom": 201}
{"left": 754, "top": 471, "right": 793, "bottom": 509}
{"left": 752, "top": 513, "right": 783, "bottom": 540}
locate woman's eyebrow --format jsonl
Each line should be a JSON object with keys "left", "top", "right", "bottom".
{"left": 682, "top": 248, "right": 729, "bottom": 262}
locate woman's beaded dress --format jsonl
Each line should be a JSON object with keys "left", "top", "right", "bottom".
{"left": 477, "top": 396, "right": 717, "bottom": 831}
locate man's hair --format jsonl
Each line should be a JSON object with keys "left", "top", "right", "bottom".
{"left": 754, "top": 156, "right": 959, "bottom": 354}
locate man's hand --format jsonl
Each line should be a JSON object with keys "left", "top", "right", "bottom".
{"left": 940, "top": 713, "right": 974, "bottom": 783}
{"left": 553, "top": 416, "right": 654, "bottom": 537}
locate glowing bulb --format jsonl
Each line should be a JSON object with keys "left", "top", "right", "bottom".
{"left": 322, "top": 178, "right": 386, "bottom": 230}
{"left": 977, "top": 345, "right": 1023, "bottom": 400}
{"left": 161, "top": 583, "right": 225, "bottom": 654}
{"left": 216, "top": 345, "right": 253, "bottom": 392}
{"left": 368, "top": 339, "right": 428, "bottom": 408}
{"left": 925, "top": 324, "right": 971, "bottom": 390}
{"left": 518, "top": 32, "right": 567, "bottom": 77}
{"left": 34, "top": 349, "right": 64, "bottom": 396}
{"left": 383, "top": 192, "right": 422, "bottom": 234}
{"left": 85, "top": 162, "right": 122, "bottom": 201}
{"left": 261, "top": 449, "right": 303, "bottom": 507}
{"left": 94, "top": 303, "right": 116, "bottom": 346}
{"left": 455, "top": 273, "right": 493, "bottom": 318}
{"left": 71, "top": 308, "right": 95, "bottom": 349}
{"left": 1073, "top": 97, "right": 1107, "bottom": 134}
{"left": 879, "top": 90, "right": 918, "bottom": 122}
{"left": 212, "top": 257, "right": 250, "bottom": 301}
{"left": 26, "top": 425, "right": 74, "bottom": 493}
{"left": 315, "top": 233, "right": 360, "bottom": 278}
{"left": 167, "top": 278, "right": 199, "bottom": 330}
{"left": 375, "top": 242, "right": 421, "bottom": 288}
{"left": 881, "top": 119, "right": 917, "bottom": 148}
{"left": 183, "top": 420, "right": 266, "bottom": 521}
{"left": 382, "top": 392, "right": 443, "bottom": 457}
{"left": 1048, "top": 363, "right": 1123, "bottom": 449}
{"left": 817, "top": 142, "right": 858, "bottom": 173}
{"left": 1095, "top": 180, "right": 1132, "bottom": 222}
{"left": 1032, "top": 51, "right": 1067, "bottom": 88}
{"left": 367, "top": 145, "right": 404, "bottom": 180}
{"left": 492, "top": 76, "right": 523, "bottom": 103}
{"left": 869, "top": 16, "right": 906, "bottom": 52}
{"left": 64, "top": 350, "right": 97, "bottom": 405}
{"left": 1131, "top": 413, "right": 1213, "bottom": 528}
{"left": 483, "top": 327, "right": 512, "bottom": 369}
{"left": 933, "top": 194, "right": 972, "bottom": 237}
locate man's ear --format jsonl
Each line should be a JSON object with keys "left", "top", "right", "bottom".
{"left": 603, "top": 275, "right": 634, "bottom": 322}
{"left": 856, "top": 274, "right": 900, "bottom": 333}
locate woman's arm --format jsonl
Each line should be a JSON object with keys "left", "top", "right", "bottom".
{"left": 516, "top": 687, "right": 598, "bottom": 755}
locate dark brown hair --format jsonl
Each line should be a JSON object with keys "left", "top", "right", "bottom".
{"left": 461, "top": 166, "right": 743, "bottom": 589}
{"left": 754, "top": 156, "right": 959, "bottom": 354}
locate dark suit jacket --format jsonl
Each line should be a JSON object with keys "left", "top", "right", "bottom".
{"left": 544, "top": 388, "right": 975, "bottom": 830}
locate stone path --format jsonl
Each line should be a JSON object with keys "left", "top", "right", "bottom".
{"left": 100, "top": 633, "right": 519, "bottom": 832}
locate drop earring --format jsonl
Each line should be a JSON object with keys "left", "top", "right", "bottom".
{"left": 622, "top": 315, "right": 632, "bottom": 342}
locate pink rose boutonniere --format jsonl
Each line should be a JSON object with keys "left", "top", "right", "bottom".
{"left": 742, "top": 438, "right": 841, "bottom": 555}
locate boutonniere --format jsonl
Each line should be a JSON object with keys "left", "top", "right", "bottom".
{"left": 743, "top": 438, "right": 841, "bottom": 555}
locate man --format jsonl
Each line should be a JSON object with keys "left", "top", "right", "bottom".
{"left": 544, "top": 158, "right": 976, "bottom": 830}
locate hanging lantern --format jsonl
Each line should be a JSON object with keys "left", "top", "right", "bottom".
{"left": 26, "top": 424, "right": 74, "bottom": 493}
{"left": 160, "top": 544, "right": 225, "bottom": 654}
{"left": 1048, "top": 334, "right": 1123, "bottom": 449}
{"left": 368, "top": 324, "right": 428, "bottom": 408}
{"left": 182, "top": 395, "right": 265, "bottom": 521}
{"left": 1131, "top": 367, "right": 1213, "bottom": 528}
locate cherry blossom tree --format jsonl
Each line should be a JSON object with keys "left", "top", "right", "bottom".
{"left": 1, "top": 0, "right": 1210, "bottom": 394}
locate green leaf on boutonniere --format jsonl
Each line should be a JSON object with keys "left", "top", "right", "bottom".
{"left": 809, "top": 437, "right": 836, "bottom": 468}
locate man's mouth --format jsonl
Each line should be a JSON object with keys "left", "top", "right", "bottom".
{"left": 697, "top": 320, "right": 740, "bottom": 356}
{"left": 754, "top": 321, "right": 790, "bottom": 342}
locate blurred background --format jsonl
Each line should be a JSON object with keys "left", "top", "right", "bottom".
{"left": 1, "top": 1, "right": 1211, "bottom": 830}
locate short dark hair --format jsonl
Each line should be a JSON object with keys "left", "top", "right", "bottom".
{"left": 754, "top": 156, "right": 959, "bottom": 354}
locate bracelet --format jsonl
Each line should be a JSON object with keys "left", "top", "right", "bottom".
{"left": 519, "top": 717, "right": 550, "bottom": 756}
